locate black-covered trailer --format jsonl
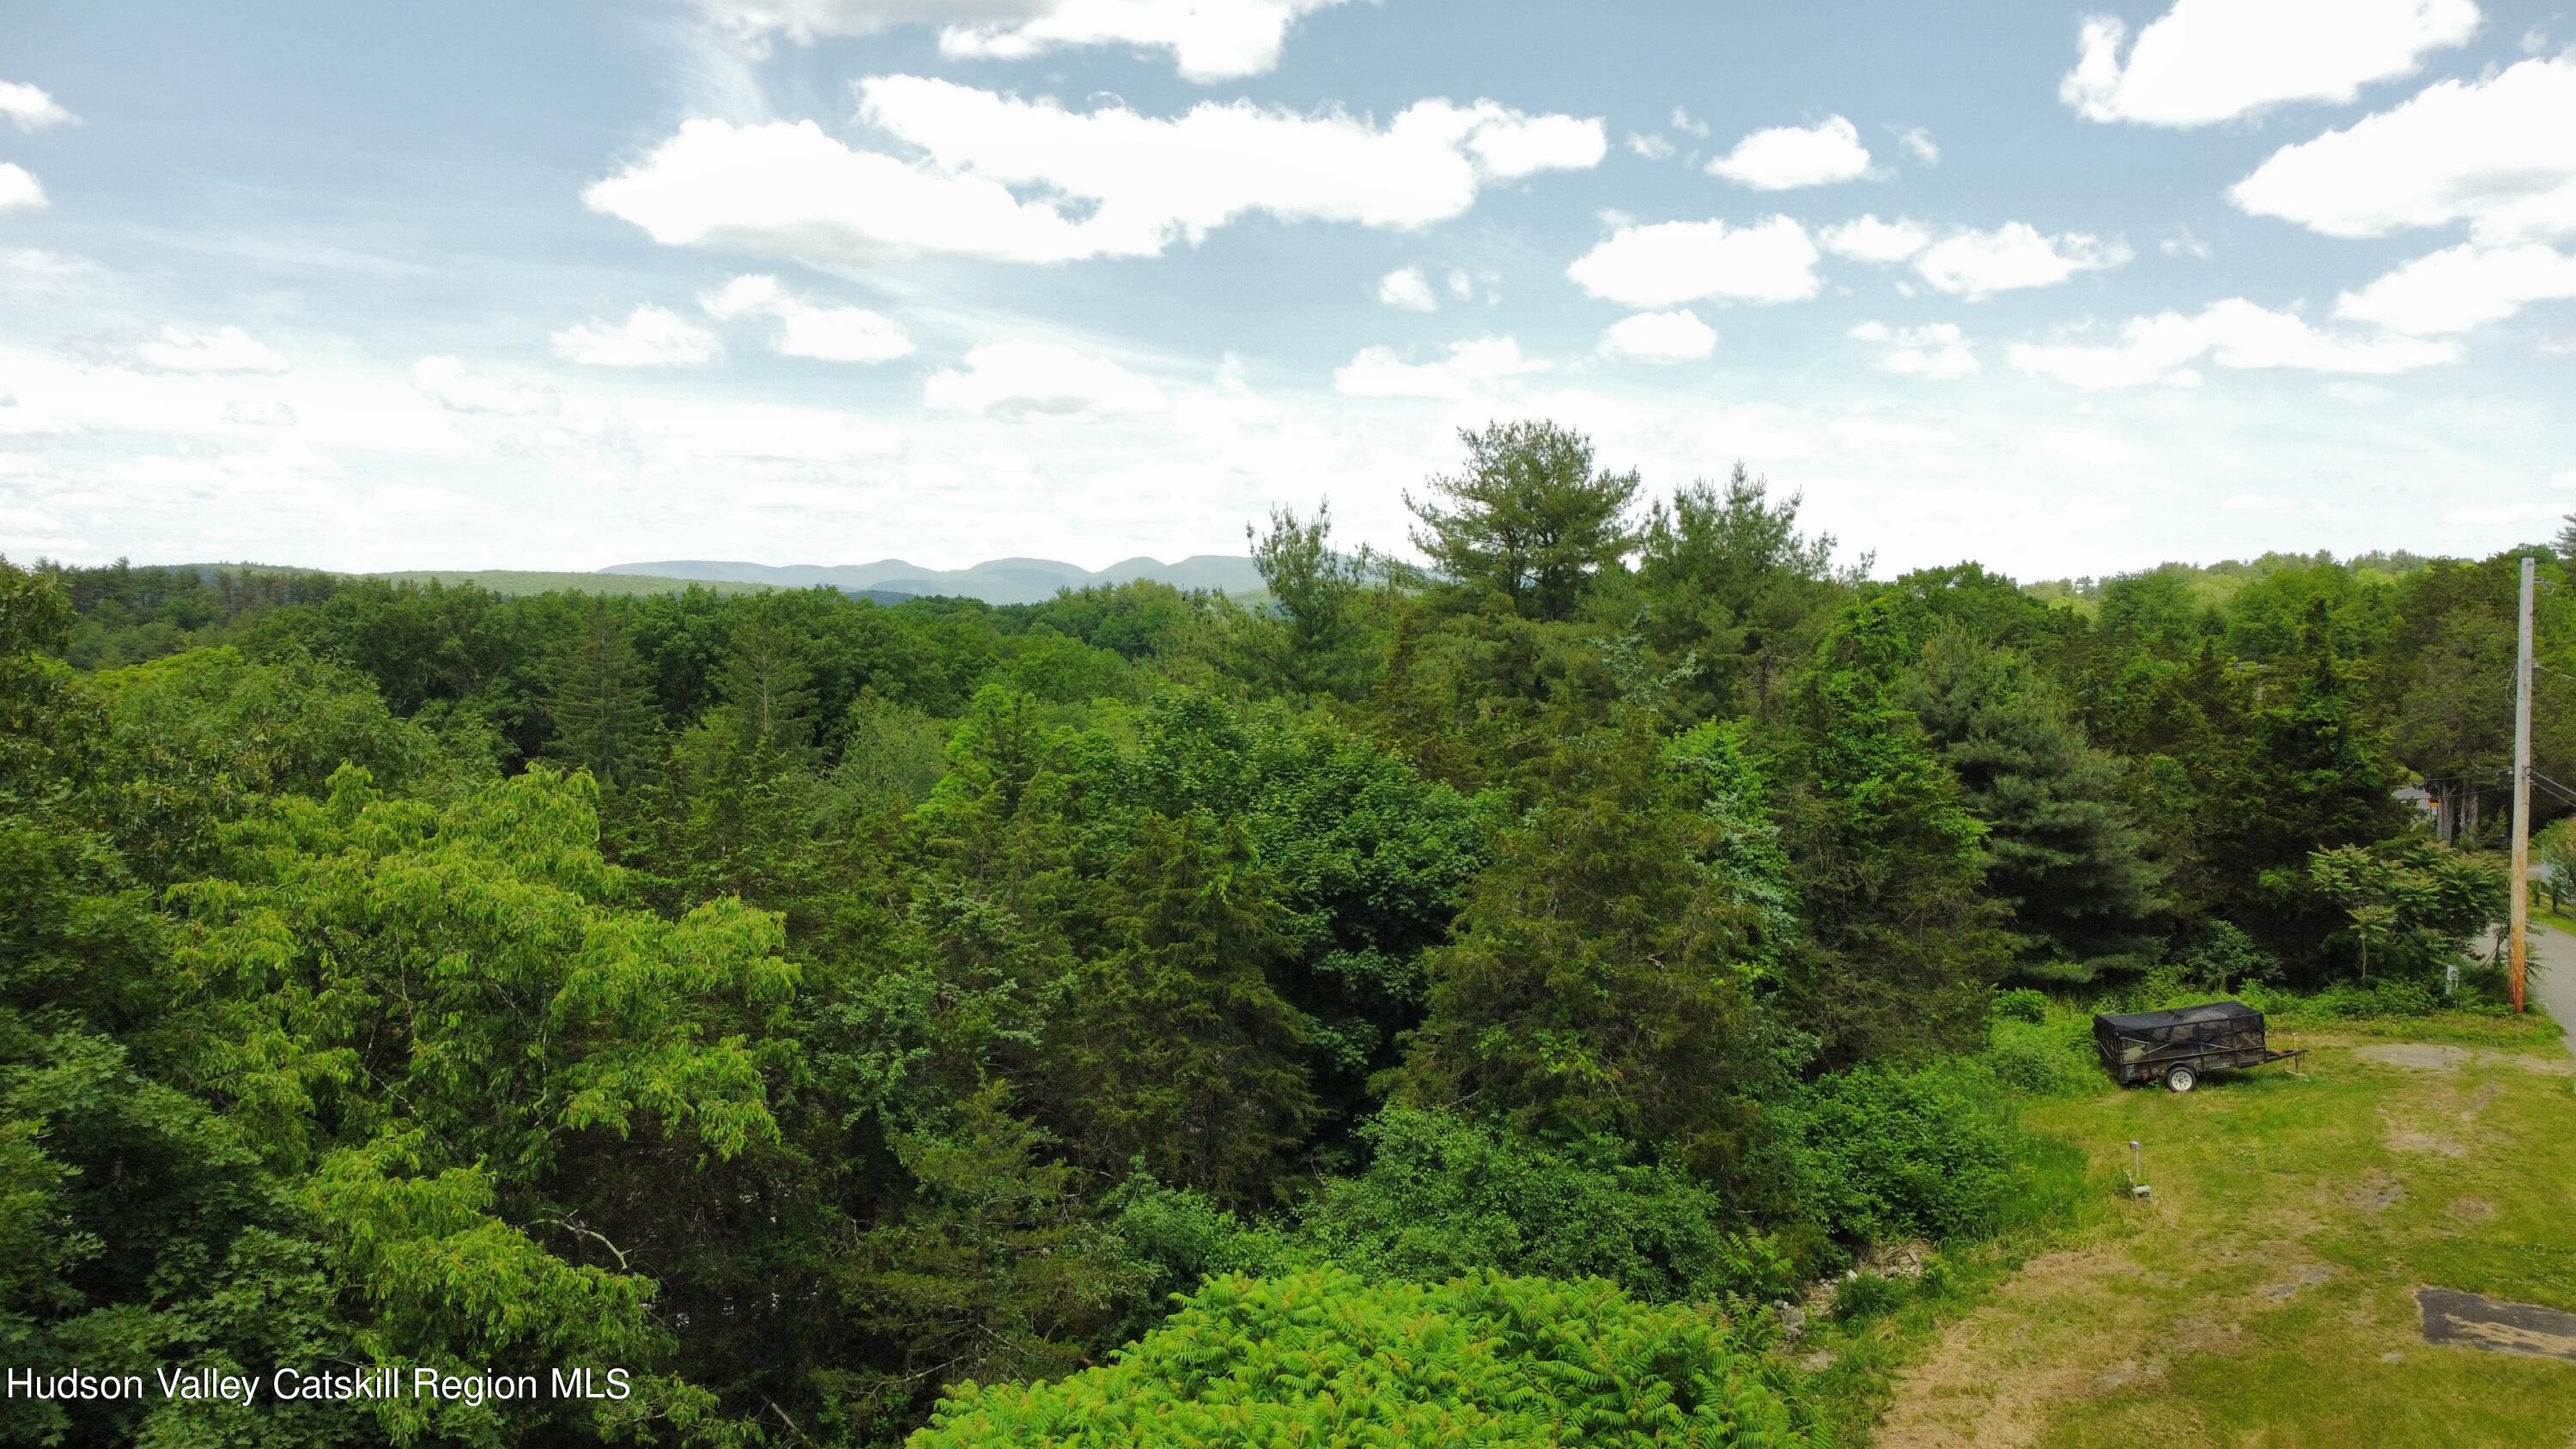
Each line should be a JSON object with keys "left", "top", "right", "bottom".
{"left": 2093, "top": 1001, "right": 2303, "bottom": 1092}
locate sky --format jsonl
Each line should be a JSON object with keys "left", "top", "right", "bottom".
{"left": 2, "top": 0, "right": 2573, "bottom": 581}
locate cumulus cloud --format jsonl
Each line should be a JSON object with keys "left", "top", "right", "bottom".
{"left": 1333, "top": 337, "right": 1548, "bottom": 399}
{"left": 0, "top": 82, "right": 76, "bottom": 132}
{"left": 2230, "top": 58, "right": 2576, "bottom": 243}
{"left": 1913, "top": 223, "right": 2130, "bottom": 297}
{"left": 1600, "top": 309, "right": 1716, "bottom": 363}
{"left": 926, "top": 340, "right": 1166, "bottom": 417}
{"left": 1625, "top": 131, "right": 1676, "bottom": 161}
{"left": 412, "top": 356, "right": 559, "bottom": 416}
{"left": 1819, "top": 214, "right": 1932, "bottom": 264}
{"left": 1704, "top": 115, "right": 1874, "bottom": 190}
{"left": 697, "top": 0, "right": 1352, "bottom": 82}
{"left": 550, "top": 304, "right": 725, "bottom": 367}
{"left": 586, "top": 80, "right": 1606, "bottom": 267}
{"left": 0, "top": 163, "right": 45, "bottom": 214}
{"left": 1565, "top": 216, "right": 1820, "bottom": 307}
{"left": 1893, "top": 126, "right": 1940, "bottom": 164}
{"left": 700, "top": 273, "right": 914, "bottom": 361}
{"left": 2061, "top": 0, "right": 2478, "bottom": 126}
{"left": 1376, "top": 265, "right": 1438, "bottom": 312}
{"left": 2009, "top": 299, "right": 2460, "bottom": 388}
{"left": 101, "top": 326, "right": 291, "bottom": 375}
{"left": 1850, "top": 320, "right": 1978, "bottom": 379}
{"left": 2334, "top": 242, "right": 2576, "bottom": 333}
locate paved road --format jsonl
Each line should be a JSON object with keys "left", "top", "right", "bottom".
{"left": 2524, "top": 920, "right": 2576, "bottom": 1058}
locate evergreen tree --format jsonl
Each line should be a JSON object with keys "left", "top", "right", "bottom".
{"left": 1635, "top": 467, "right": 1851, "bottom": 718}
{"left": 1406, "top": 421, "right": 1641, "bottom": 622}
{"left": 1244, "top": 500, "right": 1369, "bottom": 699}
{"left": 719, "top": 617, "right": 819, "bottom": 760}
{"left": 1045, "top": 813, "right": 1317, "bottom": 1206}
{"left": 1781, "top": 595, "right": 2010, "bottom": 1065}
{"left": 1396, "top": 717, "right": 1780, "bottom": 1171}
{"left": 544, "top": 599, "right": 657, "bottom": 790}
{"left": 1909, "top": 629, "right": 2166, "bottom": 982}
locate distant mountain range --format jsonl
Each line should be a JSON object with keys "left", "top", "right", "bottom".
{"left": 602, "top": 556, "right": 1267, "bottom": 606}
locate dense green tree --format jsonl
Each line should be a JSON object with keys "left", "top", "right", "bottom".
{"left": 543, "top": 598, "right": 659, "bottom": 790}
{"left": 1406, "top": 420, "right": 1642, "bottom": 622}
{"left": 1045, "top": 813, "right": 1317, "bottom": 1205}
{"left": 2298, "top": 837, "right": 2503, "bottom": 983}
{"left": 1395, "top": 716, "right": 1781, "bottom": 1170}
{"left": 1242, "top": 500, "right": 1370, "bottom": 698}
{"left": 1780, "top": 595, "right": 2011, "bottom": 1064}
{"left": 1635, "top": 467, "right": 1851, "bottom": 718}
{"left": 1910, "top": 630, "right": 2166, "bottom": 982}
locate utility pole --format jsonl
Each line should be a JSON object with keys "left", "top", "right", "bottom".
{"left": 2511, "top": 554, "right": 2535, "bottom": 1014}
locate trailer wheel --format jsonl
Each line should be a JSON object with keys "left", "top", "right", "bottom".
{"left": 2165, "top": 1064, "right": 2196, "bottom": 1093}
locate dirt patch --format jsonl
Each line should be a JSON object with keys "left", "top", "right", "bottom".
{"left": 2353, "top": 1043, "right": 2574, "bottom": 1076}
{"left": 2358, "top": 1043, "right": 2472, "bottom": 1071}
{"left": 2263, "top": 1263, "right": 2338, "bottom": 1300}
{"left": 2385, "top": 1126, "right": 2468, "bottom": 1155}
{"left": 1873, "top": 1245, "right": 2140, "bottom": 1448}
{"left": 2346, "top": 1171, "right": 2406, "bottom": 1212}
{"left": 2448, "top": 1197, "right": 2497, "bottom": 1224}
{"left": 2496, "top": 1051, "right": 2575, "bottom": 1076}
{"left": 2420, "top": 1288, "right": 2576, "bottom": 1361}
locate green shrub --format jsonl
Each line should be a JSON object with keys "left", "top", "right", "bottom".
{"left": 1831, "top": 1271, "right": 1905, "bottom": 1321}
{"left": 1985, "top": 1008, "right": 2097, "bottom": 1095}
{"left": 1297, "top": 1107, "right": 1798, "bottom": 1303}
{"left": 909, "top": 1269, "right": 1819, "bottom": 1447}
{"left": 1990, "top": 987, "right": 2049, "bottom": 1025}
{"left": 1777, "top": 1060, "right": 2034, "bottom": 1244}
{"left": 1103, "top": 1174, "right": 1292, "bottom": 1336}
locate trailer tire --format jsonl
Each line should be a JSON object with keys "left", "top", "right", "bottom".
{"left": 2165, "top": 1064, "right": 2196, "bottom": 1093}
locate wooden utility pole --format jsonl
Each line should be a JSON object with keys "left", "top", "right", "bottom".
{"left": 2511, "top": 554, "right": 2535, "bottom": 1014}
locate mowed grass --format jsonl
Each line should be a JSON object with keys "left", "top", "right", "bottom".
{"left": 1849, "top": 1017, "right": 2576, "bottom": 1448}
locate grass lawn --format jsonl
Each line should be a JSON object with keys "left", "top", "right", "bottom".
{"left": 1804, "top": 1010, "right": 2575, "bottom": 1447}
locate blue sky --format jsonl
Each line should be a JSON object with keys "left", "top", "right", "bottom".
{"left": 3, "top": 0, "right": 2572, "bottom": 578}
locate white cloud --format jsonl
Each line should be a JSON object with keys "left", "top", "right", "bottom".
{"left": 1704, "top": 115, "right": 1874, "bottom": 190}
{"left": 0, "top": 82, "right": 76, "bottom": 132}
{"left": 586, "top": 81, "right": 1606, "bottom": 267}
{"left": 1851, "top": 320, "right": 1978, "bottom": 379}
{"left": 2160, "top": 228, "right": 2214, "bottom": 259}
{"left": 1376, "top": 265, "right": 1438, "bottom": 312}
{"left": 1600, "top": 309, "right": 1716, "bottom": 363}
{"left": 2230, "top": 58, "right": 2576, "bottom": 243}
{"left": 2061, "top": 0, "right": 2479, "bottom": 126}
{"left": 700, "top": 273, "right": 914, "bottom": 361}
{"left": 1819, "top": 214, "right": 1931, "bottom": 264}
{"left": 1565, "top": 216, "right": 1820, "bottom": 307}
{"left": 926, "top": 340, "right": 1166, "bottom": 417}
{"left": 1625, "top": 131, "right": 1676, "bottom": 161}
{"left": 2334, "top": 242, "right": 2576, "bottom": 333}
{"left": 1893, "top": 126, "right": 1940, "bottom": 164}
{"left": 1334, "top": 337, "right": 1548, "bottom": 399}
{"left": 1913, "top": 223, "right": 2130, "bottom": 297}
{"left": 550, "top": 304, "right": 725, "bottom": 368}
{"left": 2009, "top": 299, "right": 2461, "bottom": 388}
{"left": 106, "top": 326, "right": 291, "bottom": 375}
{"left": 700, "top": 0, "right": 1353, "bottom": 82}
{"left": 411, "top": 356, "right": 559, "bottom": 417}
{"left": 0, "top": 163, "right": 46, "bottom": 214}
{"left": 1669, "top": 107, "right": 1710, "bottom": 139}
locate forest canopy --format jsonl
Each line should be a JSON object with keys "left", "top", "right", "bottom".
{"left": 2, "top": 420, "right": 2543, "bottom": 1447}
